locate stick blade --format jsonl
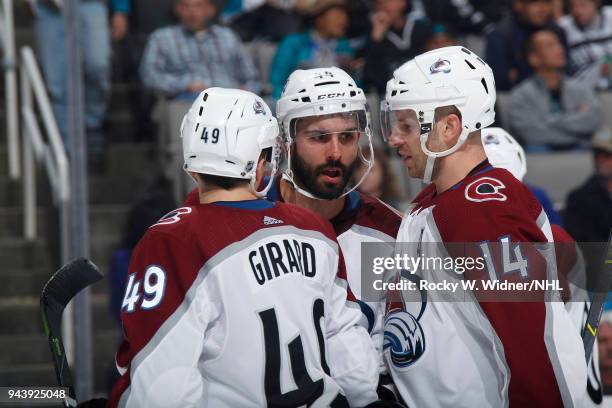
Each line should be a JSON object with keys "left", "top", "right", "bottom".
{"left": 41, "top": 258, "right": 104, "bottom": 309}
{"left": 39, "top": 258, "right": 104, "bottom": 406}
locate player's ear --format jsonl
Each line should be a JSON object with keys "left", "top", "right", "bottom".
{"left": 441, "top": 113, "right": 462, "bottom": 145}
{"left": 255, "top": 155, "right": 267, "bottom": 188}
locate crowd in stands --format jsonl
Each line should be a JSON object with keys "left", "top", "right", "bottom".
{"left": 28, "top": 0, "right": 612, "bottom": 225}
{"left": 26, "top": 0, "right": 612, "bottom": 151}
{"left": 25, "top": 0, "right": 612, "bottom": 394}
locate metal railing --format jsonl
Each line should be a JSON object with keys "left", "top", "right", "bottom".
{"left": 20, "top": 46, "right": 70, "bottom": 239}
{"left": 0, "top": 0, "right": 19, "bottom": 179}
{"left": 20, "top": 45, "right": 73, "bottom": 363}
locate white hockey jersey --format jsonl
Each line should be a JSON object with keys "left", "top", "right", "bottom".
{"left": 109, "top": 199, "right": 379, "bottom": 407}
{"left": 384, "top": 162, "right": 588, "bottom": 407}
{"left": 186, "top": 181, "right": 404, "bottom": 358}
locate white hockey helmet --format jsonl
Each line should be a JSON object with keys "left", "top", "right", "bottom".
{"left": 180, "top": 87, "right": 281, "bottom": 197}
{"left": 482, "top": 127, "right": 527, "bottom": 181}
{"left": 382, "top": 46, "right": 496, "bottom": 182}
{"left": 276, "top": 67, "right": 374, "bottom": 200}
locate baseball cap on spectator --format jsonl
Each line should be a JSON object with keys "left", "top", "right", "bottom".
{"left": 306, "top": 0, "right": 348, "bottom": 18}
{"left": 592, "top": 127, "right": 612, "bottom": 153}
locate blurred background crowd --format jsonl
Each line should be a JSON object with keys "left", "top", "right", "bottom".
{"left": 1, "top": 0, "right": 612, "bottom": 399}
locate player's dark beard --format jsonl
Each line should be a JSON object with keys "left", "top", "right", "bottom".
{"left": 291, "top": 147, "right": 358, "bottom": 199}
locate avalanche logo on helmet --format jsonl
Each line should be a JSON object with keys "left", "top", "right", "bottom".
{"left": 384, "top": 272, "right": 427, "bottom": 368}
{"left": 253, "top": 101, "right": 266, "bottom": 115}
{"left": 483, "top": 133, "right": 500, "bottom": 145}
{"left": 430, "top": 59, "right": 451, "bottom": 74}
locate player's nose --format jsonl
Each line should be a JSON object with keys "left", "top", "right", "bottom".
{"left": 326, "top": 137, "right": 342, "bottom": 161}
{"left": 387, "top": 132, "right": 404, "bottom": 148}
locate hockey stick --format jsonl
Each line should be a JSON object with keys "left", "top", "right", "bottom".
{"left": 40, "top": 258, "right": 104, "bottom": 408}
{"left": 582, "top": 230, "right": 612, "bottom": 362}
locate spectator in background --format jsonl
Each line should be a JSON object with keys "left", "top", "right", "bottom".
{"left": 140, "top": 0, "right": 260, "bottom": 100}
{"left": 564, "top": 127, "right": 612, "bottom": 243}
{"left": 424, "top": 23, "right": 458, "bottom": 51}
{"left": 27, "top": 0, "right": 111, "bottom": 164}
{"left": 223, "top": 0, "right": 317, "bottom": 42}
{"left": 510, "top": 29, "right": 602, "bottom": 150}
{"left": 111, "top": 0, "right": 178, "bottom": 42}
{"left": 558, "top": 0, "right": 612, "bottom": 90}
{"left": 423, "top": 0, "right": 508, "bottom": 36}
{"left": 269, "top": 0, "right": 355, "bottom": 99}
{"left": 111, "top": 0, "right": 177, "bottom": 142}
{"left": 353, "top": 147, "right": 402, "bottom": 208}
{"left": 600, "top": 312, "right": 612, "bottom": 394}
{"left": 362, "top": 0, "right": 431, "bottom": 95}
{"left": 485, "top": 0, "right": 566, "bottom": 91}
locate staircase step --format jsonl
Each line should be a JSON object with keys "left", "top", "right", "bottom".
{"left": 0, "top": 329, "right": 120, "bottom": 368}
{"left": 105, "top": 142, "right": 156, "bottom": 177}
{"left": 0, "top": 233, "right": 120, "bottom": 272}
{"left": 0, "top": 268, "right": 53, "bottom": 298}
{"left": 0, "top": 295, "right": 117, "bottom": 336}
{"left": 0, "top": 173, "right": 150, "bottom": 207}
{"left": 0, "top": 363, "right": 57, "bottom": 388}
{"left": 0, "top": 238, "right": 51, "bottom": 270}
{"left": 0, "top": 142, "right": 155, "bottom": 205}
{"left": 0, "top": 204, "right": 130, "bottom": 240}
{"left": 0, "top": 266, "right": 113, "bottom": 298}
{"left": 0, "top": 174, "right": 52, "bottom": 207}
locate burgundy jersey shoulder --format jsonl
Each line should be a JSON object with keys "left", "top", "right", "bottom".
{"left": 273, "top": 201, "right": 339, "bottom": 243}
{"left": 354, "top": 193, "right": 402, "bottom": 238}
{"left": 184, "top": 188, "right": 199, "bottom": 206}
{"left": 411, "top": 183, "right": 437, "bottom": 211}
{"left": 431, "top": 168, "right": 548, "bottom": 243}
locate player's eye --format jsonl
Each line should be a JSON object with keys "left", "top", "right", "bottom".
{"left": 398, "top": 123, "right": 412, "bottom": 133}
{"left": 309, "top": 133, "right": 331, "bottom": 143}
{"left": 339, "top": 132, "right": 358, "bottom": 144}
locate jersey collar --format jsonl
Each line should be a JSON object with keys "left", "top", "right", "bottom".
{"left": 212, "top": 199, "right": 275, "bottom": 210}
{"left": 449, "top": 160, "right": 494, "bottom": 191}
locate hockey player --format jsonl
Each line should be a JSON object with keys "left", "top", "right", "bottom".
{"left": 482, "top": 127, "right": 603, "bottom": 406}
{"left": 108, "top": 88, "right": 380, "bottom": 407}
{"left": 381, "top": 46, "right": 588, "bottom": 407}
{"left": 274, "top": 67, "right": 402, "bottom": 345}
{"left": 185, "top": 68, "right": 403, "bottom": 351}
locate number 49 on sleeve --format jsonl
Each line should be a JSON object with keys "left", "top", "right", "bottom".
{"left": 122, "top": 266, "right": 167, "bottom": 313}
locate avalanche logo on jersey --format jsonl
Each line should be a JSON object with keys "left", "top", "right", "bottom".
{"left": 151, "top": 207, "right": 192, "bottom": 227}
{"left": 384, "top": 271, "right": 427, "bottom": 368}
{"left": 464, "top": 177, "right": 507, "bottom": 203}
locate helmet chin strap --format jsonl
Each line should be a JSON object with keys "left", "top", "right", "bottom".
{"left": 420, "top": 128, "right": 470, "bottom": 184}
{"left": 252, "top": 144, "right": 281, "bottom": 198}
{"left": 423, "top": 155, "right": 435, "bottom": 184}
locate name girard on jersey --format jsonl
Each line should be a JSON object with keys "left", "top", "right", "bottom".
{"left": 249, "top": 239, "right": 317, "bottom": 285}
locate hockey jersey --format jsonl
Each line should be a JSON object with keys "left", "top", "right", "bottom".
{"left": 385, "top": 161, "right": 587, "bottom": 407}
{"left": 108, "top": 199, "right": 379, "bottom": 407}
{"left": 185, "top": 178, "right": 403, "bottom": 354}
